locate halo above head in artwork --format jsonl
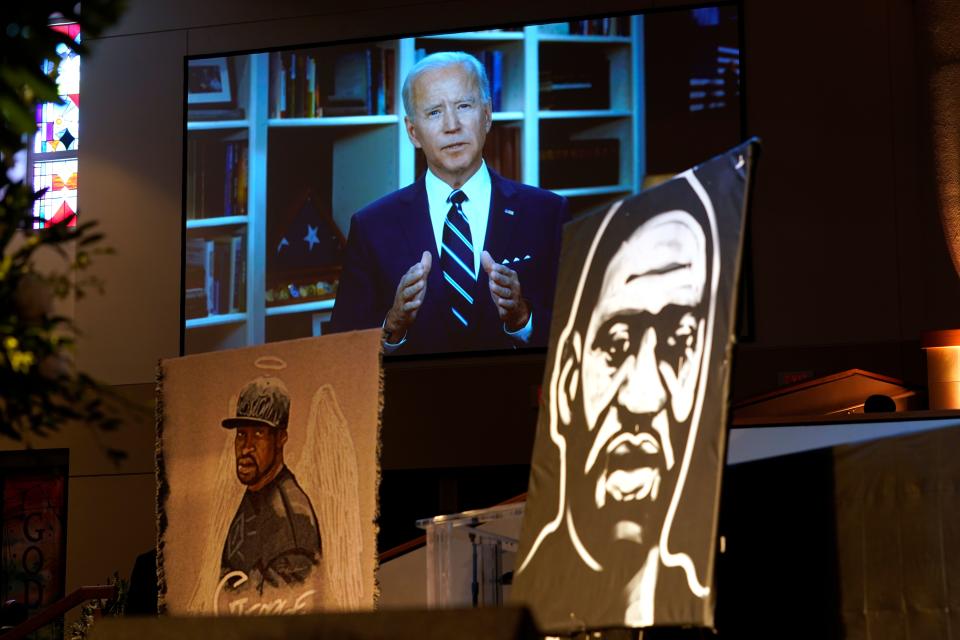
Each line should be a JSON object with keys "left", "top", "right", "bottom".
{"left": 221, "top": 376, "right": 291, "bottom": 430}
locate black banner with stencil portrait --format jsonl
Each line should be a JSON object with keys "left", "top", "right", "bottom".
{"left": 512, "top": 141, "right": 757, "bottom": 633}
{"left": 156, "top": 330, "right": 381, "bottom": 615}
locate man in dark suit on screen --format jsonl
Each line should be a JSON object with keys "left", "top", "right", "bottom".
{"left": 328, "top": 51, "right": 568, "bottom": 354}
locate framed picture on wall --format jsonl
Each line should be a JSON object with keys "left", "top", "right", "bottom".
{"left": 187, "top": 57, "right": 233, "bottom": 106}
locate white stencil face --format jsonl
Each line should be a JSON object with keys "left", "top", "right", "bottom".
{"left": 514, "top": 146, "right": 751, "bottom": 634}
{"left": 579, "top": 211, "right": 707, "bottom": 519}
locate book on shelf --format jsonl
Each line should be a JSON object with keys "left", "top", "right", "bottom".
{"left": 329, "top": 49, "right": 367, "bottom": 114}
{"left": 224, "top": 144, "right": 235, "bottom": 217}
{"left": 384, "top": 48, "right": 396, "bottom": 115}
{"left": 185, "top": 237, "right": 207, "bottom": 287}
{"left": 568, "top": 18, "right": 629, "bottom": 36}
{"left": 308, "top": 55, "right": 316, "bottom": 118}
{"left": 213, "top": 237, "right": 232, "bottom": 314}
{"left": 688, "top": 46, "right": 739, "bottom": 114}
{"left": 270, "top": 47, "right": 396, "bottom": 119}
{"left": 539, "top": 48, "right": 610, "bottom": 110}
{"left": 185, "top": 232, "right": 246, "bottom": 319}
{"left": 271, "top": 52, "right": 286, "bottom": 117}
{"left": 204, "top": 239, "right": 217, "bottom": 315}
{"left": 185, "top": 238, "right": 208, "bottom": 319}
{"left": 185, "top": 288, "right": 208, "bottom": 319}
{"left": 235, "top": 141, "right": 248, "bottom": 216}
{"left": 485, "top": 125, "right": 521, "bottom": 182}
{"left": 293, "top": 52, "right": 305, "bottom": 118}
{"left": 232, "top": 234, "right": 247, "bottom": 312}
{"left": 488, "top": 50, "right": 503, "bottom": 113}
{"left": 539, "top": 138, "right": 619, "bottom": 189}
{"left": 538, "top": 19, "right": 629, "bottom": 37}
{"left": 186, "top": 138, "right": 248, "bottom": 219}
{"left": 185, "top": 139, "right": 202, "bottom": 219}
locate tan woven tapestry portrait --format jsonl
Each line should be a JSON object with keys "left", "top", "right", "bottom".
{"left": 156, "top": 330, "right": 381, "bottom": 615}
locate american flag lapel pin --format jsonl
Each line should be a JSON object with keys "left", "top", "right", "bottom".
{"left": 504, "top": 208, "right": 515, "bottom": 216}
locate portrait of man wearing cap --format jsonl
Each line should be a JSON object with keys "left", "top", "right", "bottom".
{"left": 220, "top": 376, "right": 322, "bottom": 592}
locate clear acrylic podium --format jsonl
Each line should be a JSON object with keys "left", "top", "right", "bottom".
{"left": 416, "top": 502, "right": 525, "bottom": 608}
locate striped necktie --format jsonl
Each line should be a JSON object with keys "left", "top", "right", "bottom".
{"left": 440, "top": 189, "right": 475, "bottom": 329}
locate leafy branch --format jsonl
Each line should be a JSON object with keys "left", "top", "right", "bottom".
{"left": 1, "top": 2, "right": 128, "bottom": 443}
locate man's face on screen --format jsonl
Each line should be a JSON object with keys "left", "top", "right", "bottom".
{"left": 405, "top": 63, "right": 492, "bottom": 189}
{"left": 565, "top": 210, "right": 709, "bottom": 568}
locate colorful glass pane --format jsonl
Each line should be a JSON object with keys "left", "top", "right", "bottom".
{"left": 32, "top": 159, "right": 78, "bottom": 228}
{"left": 35, "top": 25, "right": 81, "bottom": 153}
{"left": 34, "top": 99, "right": 79, "bottom": 152}
{"left": 51, "top": 22, "right": 81, "bottom": 43}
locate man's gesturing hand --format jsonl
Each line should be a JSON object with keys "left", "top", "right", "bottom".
{"left": 481, "top": 250, "right": 530, "bottom": 332}
{"left": 384, "top": 251, "right": 431, "bottom": 342}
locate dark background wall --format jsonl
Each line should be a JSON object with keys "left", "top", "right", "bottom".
{"left": 732, "top": 0, "right": 955, "bottom": 399}
{"left": 9, "top": 0, "right": 947, "bottom": 588}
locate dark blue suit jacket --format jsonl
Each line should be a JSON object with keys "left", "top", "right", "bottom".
{"left": 328, "top": 170, "right": 569, "bottom": 354}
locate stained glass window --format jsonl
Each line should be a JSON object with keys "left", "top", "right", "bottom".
{"left": 30, "top": 22, "right": 81, "bottom": 228}
{"left": 32, "top": 159, "right": 78, "bottom": 228}
{"left": 35, "top": 24, "right": 81, "bottom": 153}
{"left": 34, "top": 101, "right": 79, "bottom": 153}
